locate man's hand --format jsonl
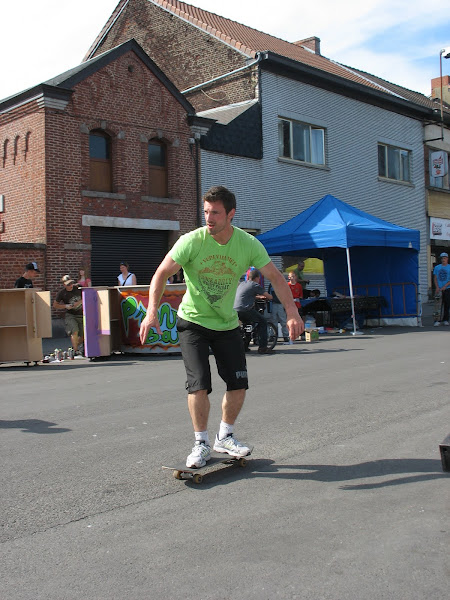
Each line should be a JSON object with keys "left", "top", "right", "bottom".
{"left": 139, "top": 310, "right": 161, "bottom": 345}
{"left": 286, "top": 311, "right": 304, "bottom": 340}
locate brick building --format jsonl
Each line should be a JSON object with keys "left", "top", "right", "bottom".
{"left": 0, "top": 39, "right": 212, "bottom": 304}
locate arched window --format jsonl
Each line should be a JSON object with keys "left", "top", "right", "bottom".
{"left": 148, "top": 139, "right": 167, "bottom": 197}
{"left": 89, "top": 130, "right": 112, "bottom": 192}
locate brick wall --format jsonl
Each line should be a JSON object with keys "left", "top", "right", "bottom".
{"left": 0, "top": 108, "right": 47, "bottom": 245}
{"left": 89, "top": 0, "right": 257, "bottom": 111}
{"left": 0, "top": 246, "right": 46, "bottom": 289}
{"left": 0, "top": 48, "right": 197, "bottom": 313}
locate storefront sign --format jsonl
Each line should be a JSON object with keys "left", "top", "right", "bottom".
{"left": 430, "top": 217, "right": 450, "bottom": 241}
{"left": 430, "top": 151, "right": 448, "bottom": 177}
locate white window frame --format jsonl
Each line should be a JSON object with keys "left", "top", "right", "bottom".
{"left": 278, "top": 118, "right": 325, "bottom": 166}
{"left": 377, "top": 142, "right": 411, "bottom": 183}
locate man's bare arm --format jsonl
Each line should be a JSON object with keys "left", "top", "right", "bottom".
{"left": 259, "top": 261, "right": 304, "bottom": 339}
{"left": 139, "top": 255, "right": 181, "bottom": 344}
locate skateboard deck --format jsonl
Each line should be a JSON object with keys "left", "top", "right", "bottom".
{"left": 162, "top": 450, "right": 252, "bottom": 484}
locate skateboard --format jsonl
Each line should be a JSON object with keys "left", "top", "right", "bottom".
{"left": 433, "top": 293, "right": 442, "bottom": 323}
{"left": 162, "top": 451, "right": 251, "bottom": 484}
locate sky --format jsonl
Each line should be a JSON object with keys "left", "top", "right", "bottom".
{"left": 1, "top": 0, "right": 449, "bottom": 101}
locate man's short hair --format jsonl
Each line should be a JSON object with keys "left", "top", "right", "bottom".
{"left": 203, "top": 186, "right": 236, "bottom": 214}
{"left": 249, "top": 269, "right": 260, "bottom": 281}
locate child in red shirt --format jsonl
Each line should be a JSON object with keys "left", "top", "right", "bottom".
{"left": 288, "top": 271, "right": 303, "bottom": 311}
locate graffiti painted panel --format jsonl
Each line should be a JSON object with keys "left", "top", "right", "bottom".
{"left": 119, "top": 285, "right": 185, "bottom": 353}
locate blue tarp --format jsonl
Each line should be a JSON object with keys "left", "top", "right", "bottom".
{"left": 257, "top": 195, "right": 421, "bottom": 319}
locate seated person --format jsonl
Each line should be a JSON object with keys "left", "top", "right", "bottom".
{"left": 245, "top": 266, "right": 265, "bottom": 288}
{"left": 303, "top": 288, "right": 321, "bottom": 299}
{"left": 234, "top": 269, "right": 273, "bottom": 354}
{"left": 287, "top": 271, "right": 303, "bottom": 312}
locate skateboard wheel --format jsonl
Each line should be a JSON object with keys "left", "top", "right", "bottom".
{"left": 237, "top": 458, "right": 247, "bottom": 467}
{"left": 192, "top": 474, "right": 203, "bottom": 484}
{"left": 173, "top": 470, "right": 183, "bottom": 480}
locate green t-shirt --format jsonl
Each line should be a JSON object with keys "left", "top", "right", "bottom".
{"left": 169, "top": 226, "right": 270, "bottom": 330}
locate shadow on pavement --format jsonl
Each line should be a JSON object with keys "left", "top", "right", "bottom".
{"left": 182, "top": 457, "right": 447, "bottom": 489}
{"left": 245, "top": 457, "right": 447, "bottom": 489}
{"left": 0, "top": 419, "right": 71, "bottom": 434}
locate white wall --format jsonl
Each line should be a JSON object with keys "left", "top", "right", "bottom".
{"left": 201, "top": 70, "right": 428, "bottom": 302}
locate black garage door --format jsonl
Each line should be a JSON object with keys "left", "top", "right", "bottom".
{"left": 90, "top": 227, "right": 169, "bottom": 286}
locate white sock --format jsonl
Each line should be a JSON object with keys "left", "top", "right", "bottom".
{"left": 218, "top": 421, "right": 234, "bottom": 440}
{"left": 195, "top": 431, "right": 210, "bottom": 445}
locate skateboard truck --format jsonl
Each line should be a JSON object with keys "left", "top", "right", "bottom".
{"left": 439, "top": 434, "right": 450, "bottom": 472}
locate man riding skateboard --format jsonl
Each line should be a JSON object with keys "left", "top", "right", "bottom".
{"left": 139, "top": 186, "right": 304, "bottom": 468}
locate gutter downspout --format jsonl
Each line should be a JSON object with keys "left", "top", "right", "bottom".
{"left": 195, "top": 138, "right": 201, "bottom": 227}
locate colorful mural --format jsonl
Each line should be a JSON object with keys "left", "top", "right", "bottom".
{"left": 119, "top": 286, "right": 185, "bottom": 353}
{"left": 83, "top": 285, "right": 186, "bottom": 358}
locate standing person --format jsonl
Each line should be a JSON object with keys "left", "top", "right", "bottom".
{"left": 294, "top": 260, "right": 310, "bottom": 290}
{"left": 234, "top": 269, "right": 273, "bottom": 354}
{"left": 433, "top": 252, "right": 450, "bottom": 326}
{"left": 139, "top": 185, "right": 304, "bottom": 468}
{"left": 288, "top": 271, "right": 303, "bottom": 312}
{"left": 14, "top": 262, "right": 40, "bottom": 288}
{"left": 77, "top": 266, "right": 92, "bottom": 288}
{"left": 117, "top": 261, "right": 137, "bottom": 286}
{"left": 268, "top": 275, "right": 291, "bottom": 344}
{"left": 53, "top": 275, "right": 84, "bottom": 352}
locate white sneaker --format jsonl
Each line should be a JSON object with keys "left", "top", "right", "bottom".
{"left": 434, "top": 321, "right": 440, "bottom": 326}
{"left": 213, "top": 434, "right": 251, "bottom": 457}
{"left": 186, "top": 441, "right": 211, "bottom": 468}
{"left": 444, "top": 321, "right": 450, "bottom": 326}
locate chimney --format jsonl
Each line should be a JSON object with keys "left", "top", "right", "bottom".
{"left": 431, "top": 75, "right": 450, "bottom": 105}
{"left": 294, "top": 36, "right": 321, "bottom": 55}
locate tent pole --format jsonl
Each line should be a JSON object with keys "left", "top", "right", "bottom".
{"left": 346, "top": 247, "right": 363, "bottom": 336}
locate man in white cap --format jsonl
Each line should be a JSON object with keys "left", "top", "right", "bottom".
{"left": 433, "top": 252, "right": 450, "bottom": 326}
{"left": 53, "top": 275, "right": 84, "bottom": 351}
{"left": 14, "top": 262, "right": 40, "bottom": 288}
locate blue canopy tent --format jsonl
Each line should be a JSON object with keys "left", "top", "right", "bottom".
{"left": 257, "top": 195, "right": 421, "bottom": 331}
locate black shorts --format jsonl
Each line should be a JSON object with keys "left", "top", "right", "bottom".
{"left": 177, "top": 317, "right": 248, "bottom": 394}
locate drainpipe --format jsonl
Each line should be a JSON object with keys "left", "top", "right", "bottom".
{"left": 194, "top": 136, "right": 201, "bottom": 227}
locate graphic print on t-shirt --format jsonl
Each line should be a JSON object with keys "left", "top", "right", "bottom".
{"left": 197, "top": 255, "right": 237, "bottom": 304}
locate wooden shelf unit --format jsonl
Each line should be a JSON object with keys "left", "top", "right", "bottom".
{"left": 0, "top": 289, "right": 52, "bottom": 363}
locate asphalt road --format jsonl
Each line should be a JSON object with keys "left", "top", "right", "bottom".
{"left": 1, "top": 326, "right": 449, "bottom": 600}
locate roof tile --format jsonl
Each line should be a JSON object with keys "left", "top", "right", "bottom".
{"left": 85, "top": 0, "right": 440, "bottom": 111}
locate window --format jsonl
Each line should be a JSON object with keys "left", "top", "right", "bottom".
{"left": 378, "top": 143, "right": 410, "bottom": 183}
{"left": 89, "top": 130, "right": 112, "bottom": 192}
{"left": 278, "top": 118, "right": 325, "bottom": 165}
{"left": 148, "top": 140, "right": 168, "bottom": 197}
{"left": 429, "top": 149, "right": 449, "bottom": 190}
